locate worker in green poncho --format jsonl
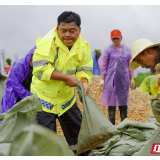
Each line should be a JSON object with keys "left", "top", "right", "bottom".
{"left": 139, "top": 75, "right": 160, "bottom": 97}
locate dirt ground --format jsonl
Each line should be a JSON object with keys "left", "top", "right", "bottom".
{"left": 56, "top": 75, "right": 154, "bottom": 137}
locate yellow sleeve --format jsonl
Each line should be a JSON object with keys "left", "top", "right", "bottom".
{"left": 32, "top": 38, "right": 56, "bottom": 82}
{"left": 138, "top": 76, "right": 151, "bottom": 94}
{"left": 76, "top": 43, "right": 93, "bottom": 85}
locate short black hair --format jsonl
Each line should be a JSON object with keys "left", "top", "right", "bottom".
{"left": 57, "top": 11, "right": 81, "bottom": 27}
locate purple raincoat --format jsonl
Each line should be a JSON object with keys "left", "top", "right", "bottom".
{"left": 98, "top": 43, "right": 134, "bottom": 107}
{"left": 0, "top": 45, "right": 36, "bottom": 114}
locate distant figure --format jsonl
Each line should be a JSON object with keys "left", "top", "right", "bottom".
{"left": 98, "top": 29, "right": 135, "bottom": 125}
{"left": 4, "top": 64, "right": 11, "bottom": 76}
{"left": 91, "top": 51, "right": 100, "bottom": 75}
{"left": 1, "top": 45, "right": 37, "bottom": 114}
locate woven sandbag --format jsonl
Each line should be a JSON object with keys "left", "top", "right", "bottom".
{"left": 76, "top": 83, "right": 119, "bottom": 155}
{"left": 9, "top": 124, "right": 75, "bottom": 156}
{"left": 135, "top": 127, "right": 160, "bottom": 156}
{"left": 0, "top": 94, "right": 42, "bottom": 143}
{"left": 151, "top": 94, "right": 160, "bottom": 123}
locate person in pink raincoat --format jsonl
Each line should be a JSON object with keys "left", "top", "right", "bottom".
{"left": 98, "top": 29, "right": 135, "bottom": 125}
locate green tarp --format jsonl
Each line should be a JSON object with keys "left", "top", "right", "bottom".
{"left": 0, "top": 94, "right": 42, "bottom": 143}
{"left": 94, "top": 116, "right": 160, "bottom": 156}
{"left": 0, "top": 94, "right": 75, "bottom": 156}
{"left": 9, "top": 124, "right": 74, "bottom": 156}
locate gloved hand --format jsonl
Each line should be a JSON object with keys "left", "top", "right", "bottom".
{"left": 130, "top": 79, "right": 135, "bottom": 89}
{"left": 100, "top": 80, "right": 104, "bottom": 90}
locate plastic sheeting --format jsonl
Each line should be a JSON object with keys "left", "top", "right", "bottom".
{"left": 94, "top": 116, "right": 159, "bottom": 156}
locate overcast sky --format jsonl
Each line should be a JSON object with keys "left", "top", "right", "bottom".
{"left": 0, "top": 5, "right": 160, "bottom": 74}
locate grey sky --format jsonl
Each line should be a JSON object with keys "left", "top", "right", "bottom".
{"left": 0, "top": 5, "right": 159, "bottom": 74}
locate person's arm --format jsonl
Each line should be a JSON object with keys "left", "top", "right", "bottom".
{"left": 98, "top": 48, "right": 108, "bottom": 88}
{"left": 75, "top": 43, "right": 93, "bottom": 95}
{"left": 11, "top": 63, "right": 32, "bottom": 98}
{"left": 50, "top": 70, "right": 79, "bottom": 87}
{"left": 130, "top": 74, "right": 135, "bottom": 89}
{"left": 138, "top": 77, "right": 150, "bottom": 94}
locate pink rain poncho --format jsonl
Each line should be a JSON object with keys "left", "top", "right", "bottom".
{"left": 98, "top": 43, "right": 134, "bottom": 107}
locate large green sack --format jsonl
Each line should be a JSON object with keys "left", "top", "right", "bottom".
{"left": 76, "top": 83, "right": 119, "bottom": 155}
{"left": 151, "top": 93, "right": 160, "bottom": 123}
{"left": 117, "top": 118, "right": 158, "bottom": 141}
{"left": 0, "top": 94, "right": 42, "bottom": 143}
{"left": 0, "top": 143, "right": 11, "bottom": 156}
{"left": 94, "top": 116, "right": 159, "bottom": 156}
{"left": 9, "top": 124, "right": 75, "bottom": 156}
{"left": 0, "top": 76, "right": 6, "bottom": 111}
{"left": 135, "top": 126, "right": 160, "bottom": 156}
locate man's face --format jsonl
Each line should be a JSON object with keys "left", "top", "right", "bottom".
{"left": 134, "top": 48, "right": 158, "bottom": 69}
{"left": 57, "top": 22, "right": 81, "bottom": 47}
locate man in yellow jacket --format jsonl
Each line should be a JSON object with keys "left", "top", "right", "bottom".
{"left": 31, "top": 11, "right": 93, "bottom": 156}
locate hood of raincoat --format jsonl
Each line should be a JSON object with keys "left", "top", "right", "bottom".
{"left": 0, "top": 45, "right": 36, "bottom": 114}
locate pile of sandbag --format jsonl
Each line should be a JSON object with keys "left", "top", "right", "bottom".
{"left": 0, "top": 95, "right": 74, "bottom": 156}
{"left": 94, "top": 116, "right": 160, "bottom": 156}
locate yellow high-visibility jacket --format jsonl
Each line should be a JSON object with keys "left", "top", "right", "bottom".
{"left": 139, "top": 75, "right": 160, "bottom": 97}
{"left": 31, "top": 27, "right": 93, "bottom": 116}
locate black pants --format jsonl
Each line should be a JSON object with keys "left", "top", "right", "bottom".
{"left": 36, "top": 102, "right": 93, "bottom": 156}
{"left": 108, "top": 106, "right": 127, "bottom": 125}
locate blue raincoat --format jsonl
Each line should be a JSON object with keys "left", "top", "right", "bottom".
{"left": 0, "top": 46, "right": 36, "bottom": 114}
{"left": 91, "top": 51, "right": 100, "bottom": 75}
{"left": 98, "top": 43, "right": 134, "bottom": 107}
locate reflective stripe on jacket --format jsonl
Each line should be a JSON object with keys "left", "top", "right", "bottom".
{"left": 31, "top": 27, "right": 93, "bottom": 116}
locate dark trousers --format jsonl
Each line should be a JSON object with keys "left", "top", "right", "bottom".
{"left": 36, "top": 102, "right": 93, "bottom": 156}
{"left": 108, "top": 105, "right": 127, "bottom": 125}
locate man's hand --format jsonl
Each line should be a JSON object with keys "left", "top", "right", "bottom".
{"left": 81, "top": 81, "right": 89, "bottom": 95}
{"left": 51, "top": 71, "right": 79, "bottom": 87}
{"left": 65, "top": 75, "right": 79, "bottom": 87}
